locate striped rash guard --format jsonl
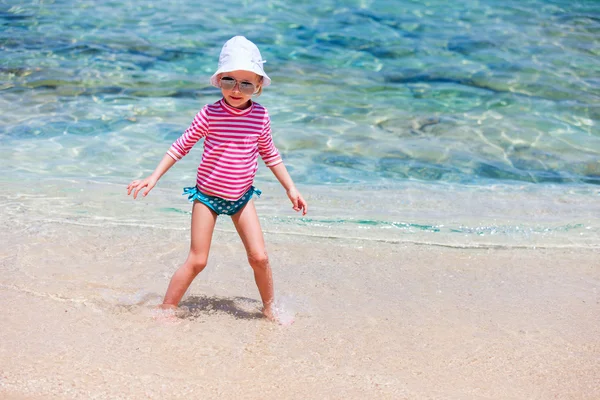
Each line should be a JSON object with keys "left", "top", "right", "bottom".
{"left": 167, "top": 99, "right": 282, "bottom": 201}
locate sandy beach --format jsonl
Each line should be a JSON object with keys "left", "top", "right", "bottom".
{"left": 2, "top": 205, "right": 599, "bottom": 399}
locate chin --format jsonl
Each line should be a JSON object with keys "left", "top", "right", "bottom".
{"left": 228, "top": 97, "right": 252, "bottom": 109}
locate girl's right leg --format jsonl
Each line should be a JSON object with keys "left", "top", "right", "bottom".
{"left": 161, "top": 200, "right": 217, "bottom": 308}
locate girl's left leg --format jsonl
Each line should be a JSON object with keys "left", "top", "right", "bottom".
{"left": 230, "top": 200, "right": 275, "bottom": 319}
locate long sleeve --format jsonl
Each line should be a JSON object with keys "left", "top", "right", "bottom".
{"left": 258, "top": 110, "right": 282, "bottom": 167}
{"left": 167, "top": 106, "right": 210, "bottom": 161}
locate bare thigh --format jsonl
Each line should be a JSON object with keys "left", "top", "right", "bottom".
{"left": 230, "top": 200, "right": 266, "bottom": 257}
{"left": 189, "top": 200, "right": 218, "bottom": 259}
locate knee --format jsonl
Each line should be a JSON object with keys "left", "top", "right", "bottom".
{"left": 248, "top": 251, "right": 269, "bottom": 271}
{"left": 186, "top": 254, "right": 207, "bottom": 275}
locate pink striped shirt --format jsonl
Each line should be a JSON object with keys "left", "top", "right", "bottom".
{"left": 167, "top": 99, "right": 282, "bottom": 201}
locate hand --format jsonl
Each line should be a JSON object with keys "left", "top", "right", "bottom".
{"left": 286, "top": 187, "right": 307, "bottom": 216}
{"left": 127, "top": 176, "right": 158, "bottom": 199}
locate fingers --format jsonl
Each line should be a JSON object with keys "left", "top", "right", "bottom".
{"left": 293, "top": 195, "right": 308, "bottom": 215}
{"left": 127, "top": 180, "right": 140, "bottom": 195}
{"left": 133, "top": 181, "right": 147, "bottom": 199}
{"left": 143, "top": 182, "right": 155, "bottom": 197}
{"left": 128, "top": 177, "right": 156, "bottom": 199}
{"left": 299, "top": 196, "right": 308, "bottom": 215}
{"left": 291, "top": 197, "right": 299, "bottom": 212}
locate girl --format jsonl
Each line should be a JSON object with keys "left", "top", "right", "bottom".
{"left": 127, "top": 36, "right": 307, "bottom": 321}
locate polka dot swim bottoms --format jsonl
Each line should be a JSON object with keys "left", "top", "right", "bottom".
{"left": 182, "top": 186, "right": 261, "bottom": 216}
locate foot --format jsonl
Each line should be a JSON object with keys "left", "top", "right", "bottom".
{"left": 152, "top": 304, "right": 180, "bottom": 323}
{"left": 262, "top": 305, "right": 295, "bottom": 326}
{"left": 262, "top": 306, "right": 277, "bottom": 322}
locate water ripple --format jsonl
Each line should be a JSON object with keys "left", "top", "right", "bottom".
{"left": 1, "top": 0, "right": 599, "bottom": 186}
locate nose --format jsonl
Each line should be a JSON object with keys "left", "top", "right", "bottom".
{"left": 231, "top": 81, "right": 242, "bottom": 93}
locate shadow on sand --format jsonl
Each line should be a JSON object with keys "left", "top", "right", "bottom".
{"left": 179, "top": 295, "right": 264, "bottom": 320}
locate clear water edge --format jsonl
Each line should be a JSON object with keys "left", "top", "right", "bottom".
{"left": 3, "top": 176, "right": 598, "bottom": 250}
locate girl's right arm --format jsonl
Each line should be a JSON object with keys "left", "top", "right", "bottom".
{"left": 127, "top": 154, "right": 176, "bottom": 199}
{"left": 128, "top": 106, "right": 210, "bottom": 200}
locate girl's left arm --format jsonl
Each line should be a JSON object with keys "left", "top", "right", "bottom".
{"left": 269, "top": 163, "right": 307, "bottom": 215}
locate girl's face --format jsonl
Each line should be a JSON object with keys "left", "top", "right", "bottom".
{"left": 218, "top": 70, "right": 262, "bottom": 109}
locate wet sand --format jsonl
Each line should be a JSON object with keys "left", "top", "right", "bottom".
{"left": 1, "top": 217, "right": 599, "bottom": 399}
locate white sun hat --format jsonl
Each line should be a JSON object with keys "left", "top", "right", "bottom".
{"left": 210, "top": 36, "right": 271, "bottom": 88}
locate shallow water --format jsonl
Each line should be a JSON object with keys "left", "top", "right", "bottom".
{"left": 1, "top": 1, "right": 599, "bottom": 244}
{"left": 2, "top": 0, "right": 600, "bottom": 183}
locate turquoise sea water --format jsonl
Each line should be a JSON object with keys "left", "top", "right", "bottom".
{"left": 1, "top": 0, "right": 599, "bottom": 247}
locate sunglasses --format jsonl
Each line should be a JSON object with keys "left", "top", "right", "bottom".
{"left": 219, "top": 76, "right": 256, "bottom": 95}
